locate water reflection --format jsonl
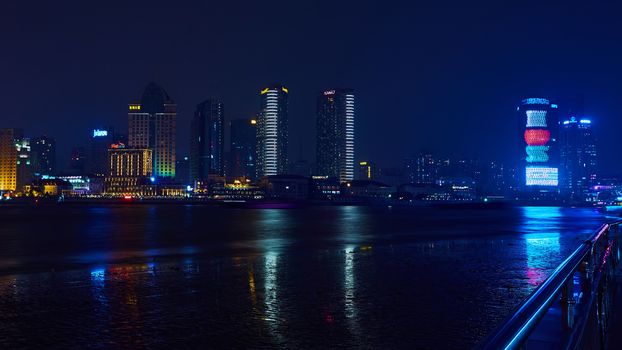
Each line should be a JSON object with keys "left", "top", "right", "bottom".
{"left": 263, "top": 253, "right": 283, "bottom": 344}
{"left": 521, "top": 207, "right": 561, "bottom": 286}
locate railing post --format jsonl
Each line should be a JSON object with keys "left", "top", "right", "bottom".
{"left": 561, "top": 275, "right": 576, "bottom": 329}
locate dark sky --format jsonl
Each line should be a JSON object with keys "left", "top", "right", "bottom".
{"left": 2, "top": 1, "right": 622, "bottom": 173}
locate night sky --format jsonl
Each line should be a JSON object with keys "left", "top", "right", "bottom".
{"left": 2, "top": 1, "right": 622, "bottom": 173}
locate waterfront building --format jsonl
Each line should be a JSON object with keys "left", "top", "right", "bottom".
{"left": 190, "top": 98, "right": 224, "bottom": 181}
{"left": 14, "top": 133, "right": 34, "bottom": 191}
{"left": 229, "top": 118, "right": 257, "bottom": 180}
{"left": 341, "top": 180, "right": 392, "bottom": 200}
{"left": 104, "top": 146, "right": 154, "bottom": 196}
{"left": 128, "top": 82, "right": 176, "bottom": 179}
{"left": 259, "top": 175, "right": 309, "bottom": 200}
{"left": 559, "top": 116, "right": 597, "bottom": 201}
{"left": 31, "top": 135, "right": 56, "bottom": 176}
{"left": 518, "top": 98, "right": 559, "bottom": 194}
{"left": 0, "top": 128, "right": 17, "bottom": 192}
{"left": 256, "top": 85, "right": 288, "bottom": 177}
{"left": 316, "top": 89, "right": 355, "bottom": 183}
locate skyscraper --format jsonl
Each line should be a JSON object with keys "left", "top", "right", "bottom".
{"left": 31, "top": 135, "right": 56, "bottom": 175}
{"left": 190, "top": 98, "right": 224, "bottom": 181}
{"left": 229, "top": 118, "right": 257, "bottom": 180}
{"left": 0, "top": 129, "right": 17, "bottom": 192}
{"left": 15, "top": 134, "right": 33, "bottom": 191}
{"left": 316, "top": 89, "right": 355, "bottom": 183}
{"left": 128, "top": 82, "right": 176, "bottom": 179}
{"left": 518, "top": 98, "right": 559, "bottom": 189}
{"left": 559, "top": 116, "right": 597, "bottom": 200}
{"left": 257, "top": 85, "right": 288, "bottom": 177}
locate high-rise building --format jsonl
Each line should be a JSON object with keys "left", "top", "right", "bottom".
{"left": 15, "top": 135, "right": 33, "bottom": 191}
{"left": 31, "top": 135, "right": 56, "bottom": 176}
{"left": 0, "top": 129, "right": 17, "bottom": 192}
{"left": 518, "top": 98, "right": 559, "bottom": 189}
{"left": 190, "top": 98, "right": 224, "bottom": 181}
{"left": 257, "top": 85, "right": 288, "bottom": 177}
{"left": 128, "top": 82, "right": 176, "bottom": 179}
{"left": 105, "top": 145, "right": 154, "bottom": 196}
{"left": 559, "top": 116, "right": 597, "bottom": 200}
{"left": 416, "top": 153, "right": 437, "bottom": 184}
{"left": 229, "top": 118, "right": 257, "bottom": 180}
{"left": 316, "top": 89, "right": 355, "bottom": 183}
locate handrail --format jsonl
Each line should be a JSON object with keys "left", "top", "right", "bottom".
{"left": 479, "top": 220, "right": 622, "bottom": 350}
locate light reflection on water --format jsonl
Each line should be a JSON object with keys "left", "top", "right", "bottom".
{"left": 521, "top": 207, "right": 562, "bottom": 286}
{"left": 0, "top": 205, "right": 611, "bottom": 349}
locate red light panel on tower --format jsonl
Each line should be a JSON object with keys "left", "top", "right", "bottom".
{"left": 524, "top": 129, "right": 550, "bottom": 146}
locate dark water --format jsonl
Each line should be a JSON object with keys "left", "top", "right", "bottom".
{"left": 0, "top": 205, "right": 614, "bottom": 349}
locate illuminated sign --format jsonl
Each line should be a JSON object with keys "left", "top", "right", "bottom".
{"left": 522, "top": 98, "right": 550, "bottom": 105}
{"left": 526, "top": 167, "right": 558, "bottom": 186}
{"left": 281, "top": 87, "right": 289, "bottom": 93}
{"left": 93, "top": 129, "right": 108, "bottom": 137}
{"left": 580, "top": 119, "right": 591, "bottom": 124}
{"left": 129, "top": 105, "right": 141, "bottom": 110}
{"left": 250, "top": 119, "right": 257, "bottom": 125}
{"left": 525, "top": 110, "right": 547, "bottom": 127}
{"left": 359, "top": 161, "right": 368, "bottom": 166}
{"left": 260, "top": 88, "right": 270, "bottom": 95}
{"left": 324, "top": 90, "right": 336, "bottom": 96}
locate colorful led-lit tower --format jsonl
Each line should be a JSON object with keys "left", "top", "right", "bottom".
{"left": 128, "top": 82, "right": 176, "bottom": 179}
{"left": 518, "top": 98, "right": 559, "bottom": 190}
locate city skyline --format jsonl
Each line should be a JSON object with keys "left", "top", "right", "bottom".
{"left": 3, "top": 1, "right": 622, "bottom": 173}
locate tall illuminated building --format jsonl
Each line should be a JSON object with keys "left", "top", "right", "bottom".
{"left": 518, "top": 98, "right": 559, "bottom": 190}
{"left": 0, "top": 129, "right": 17, "bottom": 192}
{"left": 559, "top": 117, "right": 597, "bottom": 200}
{"left": 15, "top": 134, "right": 33, "bottom": 191}
{"left": 31, "top": 135, "right": 56, "bottom": 175}
{"left": 316, "top": 89, "right": 355, "bottom": 183}
{"left": 229, "top": 118, "right": 257, "bottom": 180}
{"left": 416, "top": 153, "right": 437, "bottom": 184}
{"left": 128, "top": 82, "right": 176, "bottom": 179}
{"left": 190, "top": 98, "right": 224, "bottom": 181}
{"left": 257, "top": 85, "right": 288, "bottom": 177}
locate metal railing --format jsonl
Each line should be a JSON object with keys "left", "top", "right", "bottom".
{"left": 478, "top": 220, "right": 622, "bottom": 350}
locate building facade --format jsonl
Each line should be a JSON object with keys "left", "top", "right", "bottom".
{"left": 316, "top": 89, "right": 355, "bottom": 183}
{"left": 518, "top": 98, "right": 559, "bottom": 191}
{"left": 229, "top": 118, "right": 257, "bottom": 180}
{"left": 559, "top": 117, "right": 597, "bottom": 201}
{"left": 15, "top": 135, "right": 33, "bottom": 191}
{"left": 190, "top": 98, "right": 224, "bottom": 181}
{"left": 31, "top": 135, "right": 56, "bottom": 176}
{"left": 0, "top": 129, "right": 17, "bottom": 192}
{"left": 257, "top": 85, "right": 288, "bottom": 177}
{"left": 105, "top": 146, "right": 154, "bottom": 195}
{"left": 128, "top": 82, "right": 176, "bottom": 179}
